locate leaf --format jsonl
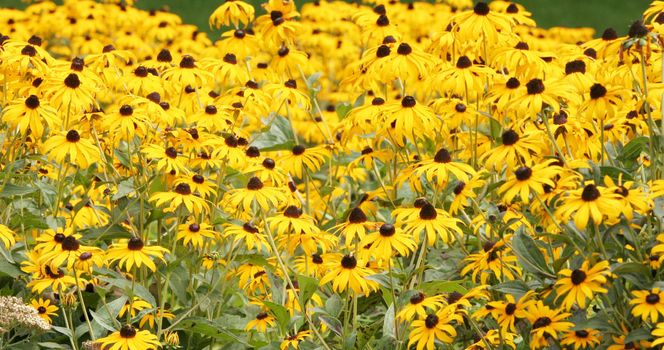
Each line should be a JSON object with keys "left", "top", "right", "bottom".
{"left": 382, "top": 303, "right": 396, "bottom": 339}
{"left": 491, "top": 281, "right": 532, "bottom": 299}
{"left": 10, "top": 212, "right": 48, "bottom": 230}
{"left": 90, "top": 310, "right": 117, "bottom": 332}
{"left": 325, "top": 294, "right": 342, "bottom": 317}
{"left": 262, "top": 301, "right": 290, "bottom": 333}
{"left": 0, "top": 258, "right": 22, "bottom": 278}
{"left": 173, "top": 317, "right": 249, "bottom": 345}
{"left": 97, "top": 277, "right": 156, "bottom": 307}
{"left": 112, "top": 179, "right": 135, "bottom": 200}
{"left": 613, "top": 262, "right": 653, "bottom": 289}
{"left": 52, "top": 326, "right": 73, "bottom": 338}
{"left": 318, "top": 314, "right": 342, "bottom": 336}
{"left": 619, "top": 136, "right": 648, "bottom": 162}
{"left": 252, "top": 116, "right": 295, "bottom": 151}
{"left": 419, "top": 280, "right": 467, "bottom": 295}
{"left": 336, "top": 102, "right": 353, "bottom": 120}
{"left": 0, "top": 183, "right": 37, "bottom": 197}
{"left": 625, "top": 328, "right": 651, "bottom": 344}
{"left": 511, "top": 231, "right": 555, "bottom": 279}
{"left": 37, "top": 343, "right": 71, "bottom": 349}
{"left": 599, "top": 166, "right": 634, "bottom": 182}
{"left": 296, "top": 274, "right": 318, "bottom": 309}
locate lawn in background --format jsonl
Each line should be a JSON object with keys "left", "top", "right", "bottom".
{"left": 0, "top": 0, "right": 654, "bottom": 37}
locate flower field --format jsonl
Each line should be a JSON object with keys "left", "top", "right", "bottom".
{"left": 0, "top": 0, "right": 663, "bottom": 349}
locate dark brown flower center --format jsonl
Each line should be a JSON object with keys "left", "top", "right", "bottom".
{"left": 21, "top": 45, "right": 37, "bottom": 57}
{"left": 180, "top": 55, "right": 195, "bottom": 68}
{"left": 589, "top": 83, "right": 607, "bottom": 99}
{"left": 284, "top": 205, "right": 303, "bottom": 218}
{"left": 79, "top": 252, "right": 92, "bottom": 261}
{"left": 120, "top": 325, "right": 137, "bottom": 338}
{"left": 341, "top": 255, "right": 357, "bottom": 269}
{"left": 376, "top": 14, "right": 389, "bottom": 27}
{"left": 119, "top": 105, "right": 133, "bottom": 116}
{"left": 37, "top": 306, "right": 46, "bottom": 314}
{"left": 581, "top": 184, "right": 600, "bottom": 201}
{"left": 348, "top": 207, "right": 367, "bottom": 223}
{"left": 401, "top": 96, "right": 416, "bottom": 108}
{"left": 455, "top": 103, "right": 466, "bottom": 113}
{"left": 526, "top": 78, "right": 545, "bottom": 95}
{"left": 127, "top": 237, "right": 144, "bottom": 251}
{"left": 505, "top": 303, "right": 517, "bottom": 315}
{"left": 61, "top": 236, "right": 80, "bottom": 251}
{"left": 628, "top": 20, "right": 649, "bottom": 38}
{"left": 506, "top": 77, "right": 520, "bottom": 89}
{"left": 570, "top": 269, "right": 587, "bottom": 285}
{"left": 410, "top": 292, "right": 425, "bottom": 304}
{"left": 174, "top": 183, "right": 192, "bottom": 195}
{"left": 532, "top": 317, "right": 551, "bottom": 329}
{"left": 256, "top": 312, "right": 268, "bottom": 320}
{"left": 379, "top": 224, "right": 395, "bottom": 237}
{"left": 223, "top": 53, "right": 237, "bottom": 64}
{"left": 25, "top": 95, "right": 40, "bottom": 109}
{"left": 453, "top": 181, "right": 466, "bottom": 195}
{"left": 647, "top": 293, "right": 660, "bottom": 304}
{"left": 419, "top": 203, "right": 437, "bottom": 220}
{"left": 473, "top": 2, "right": 490, "bottom": 15}
{"left": 456, "top": 56, "right": 472, "bottom": 69}
{"left": 292, "top": 145, "right": 305, "bottom": 155}
{"left": 434, "top": 148, "right": 452, "bottom": 163}
{"left": 501, "top": 130, "right": 519, "bottom": 145}
{"left": 575, "top": 330, "right": 589, "bottom": 338}
{"left": 312, "top": 253, "right": 323, "bottom": 264}
{"left": 515, "top": 166, "right": 532, "bottom": 181}
{"left": 64, "top": 73, "right": 81, "bottom": 88}
{"left": 424, "top": 314, "right": 439, "bottom": 328}
{"left": 165, "top": 147, "right": 178, "bottom": 159}
{"left": 66, "top": 130, "right": 80, "bottom": 142}
{"left": 602, "top": 28, "right": 618, "bottom": 40}
{"left": 247, "top": 176, "right": 264, "bottom": 190}
{"left": 397, "top": 43, "right": 412, "bottom": 55}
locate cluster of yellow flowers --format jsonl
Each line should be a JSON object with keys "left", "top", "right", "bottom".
{"left": 0, "top": 0, "right": 664, "bottom": 349}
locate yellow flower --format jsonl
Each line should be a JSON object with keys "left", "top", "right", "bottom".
{"left": 30, "top": 298, "right": 58, "bottom": 324}
{"left": 96, "top": 325, "right": 160, "bottom": 350}
{"left": 105, "top": 237, "right": 169, "bottom": 272}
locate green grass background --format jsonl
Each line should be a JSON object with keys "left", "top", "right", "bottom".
{"left": 1, "top": 0, "right": 654, "bottom": 36}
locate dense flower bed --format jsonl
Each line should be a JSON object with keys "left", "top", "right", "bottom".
{"left": 0, "top": 0, "right": 663, "bottom": 349}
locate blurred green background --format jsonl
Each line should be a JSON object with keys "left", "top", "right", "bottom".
{"left": 1, "top": 0, "right": 654, "bottom": 36}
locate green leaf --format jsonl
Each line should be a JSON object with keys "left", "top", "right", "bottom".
{"left": 614, "top": 262, "right": 653, "bottom": 289}
{"left": 419, "top": 280, "right": 467, "bottom": 295}
{"left": 512, "top": 231, "right": 555, "bottom": 279}
{"left": 491, "top": 281, "right": 532, "bottom": 299}
{"left": 173, "top": 317, "right": 249, "bottom": 345}
{"left": 296, "top": 274, "right": 318, "bottom": 309}
{"left": 262, "top": 301, "right": 290, "bottom": 333}
{"left": 382, "top": 303, "right": 396, "bottom": 339}
{"left": 0, "top": 184, "right": 37, "bottom": 197}
{"left": 318, "top": 314, "right": 342, "bottom": 336}
{"left": 112, "top": 179, "right": 135, "bottom": 200}
{"left": 97, "top": 277, "right": 156, "bottom": 307}
{"left": 325, "top": 294, "right": 342, "bottom": 317}
{"left": 619, "top": 136, "right": 648, "bottom": 162}
{"left": 625, "top": 328, "right": 651, "bottom": 344}
{"left": 336, "top": 102, "right": 353, "bottom": 120}
{"left": 0, "top": 258, "right": 22, "bottom": 278}
{"left": 599, "top": 166, "right": 634, "bottom": 182}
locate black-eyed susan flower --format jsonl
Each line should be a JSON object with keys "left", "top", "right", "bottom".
{"left": 555, "top": 182, "right": 622, "bottom": 229}
{"left": 561, "top": 328, "right": 602, "bottom": 350}
{"left": 280, "top": 330, "right": 311, "bottom": 350}
{"left": 0, "top": 225, "right": 16, "bottom": 249}
{"left": 555, "top": 260, "right": 610, "bottom": 310}
{"left": 223, "top": 176, "right": 286, "bottom": 213}
{"left": 105, "top": 237, "right": 168, "bottom": 272}
{"left": 42, "top": 130, "right": 101, "bottom": 168}
{"left": 499, "top": 161, "right": 562, "bottom": 203}
{"left": 280, "top": 144, "right": 329, "bottom": 178}
{"left": 526, "top": 301, "right": 574, "bottom": 349}
{"left": 396, "top": 292, "right": 446, "bottom": 321}
{"left": 630, "top": 288, "right": 664, "bottom": 322}
{"left": 244, "top": 312, "right": 275, "bottom": 333}
{"left": 485, "top": 291, "right": 535, "bottom": 332}
{"left": 399, "top": 203, "right": 463, "bottom": 246}
{"left": 30, "top": 298, "right": 58, "bottom": 324}
{"left": 176, "top": 220, "right": 218, "bottom": 249}
{"left": 150, "top": 183, "right": 209, "bottom": 215}
{"left": 360, "top": 223, "right": 417, "bottom": 261}
{"left": 96, "top": 324, "right": 160, "bottom": 350}
{"left": 319, "top": 254, "right": 378, "bottom": 295}
{"left": 2, "top": 95, "right": 59, "bottom": 138}
{"left": 407, "top": 305, "right": 462, "bottom": 350}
